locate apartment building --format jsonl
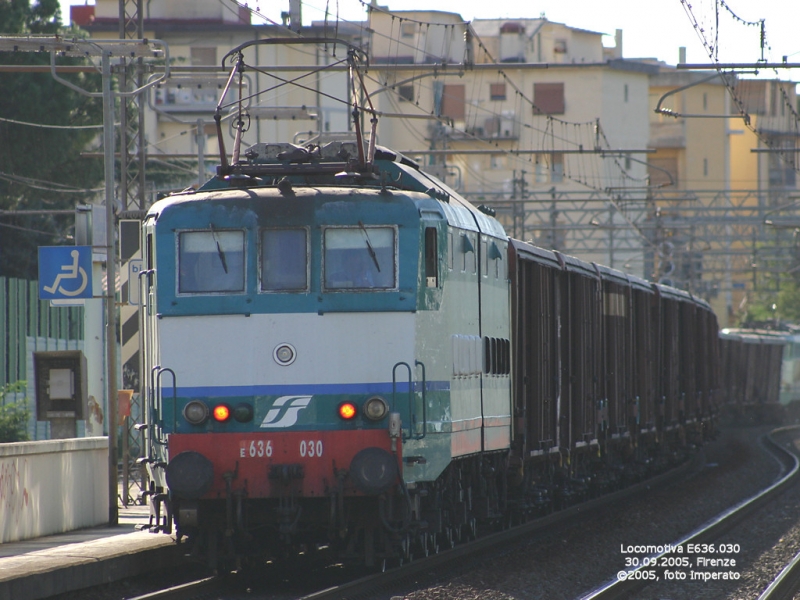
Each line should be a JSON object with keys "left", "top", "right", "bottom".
{"left": 647, "top": 62, "right": 799, "bottom": 325}
{"left": 69, "top": 2, "right": 676, "bottom": 275}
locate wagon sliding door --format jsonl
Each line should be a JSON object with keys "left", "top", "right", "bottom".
{"left": 510, "top": 245, "right": 560, "bottom": 458}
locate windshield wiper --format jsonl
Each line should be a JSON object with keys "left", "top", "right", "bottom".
{"left": 358, "top": 221, "right": 381, "bottom": 273}
{"left": 209, "top": 224, "right": 229, "bottom": 273}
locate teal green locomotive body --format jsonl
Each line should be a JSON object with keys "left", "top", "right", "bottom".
{"left": 140, "top": 143, "right": 511, "bottom": 566}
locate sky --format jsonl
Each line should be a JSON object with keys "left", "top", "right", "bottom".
{"left": 59, "top": 0, "right": 800, "bottom": 72}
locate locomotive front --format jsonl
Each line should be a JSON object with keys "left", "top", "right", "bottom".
{"left": 139, "top": 149, "right": 466, "bottom": 566}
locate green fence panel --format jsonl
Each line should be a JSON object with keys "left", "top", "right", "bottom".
{"left": 1, "top": 277, "right": 84, "bottom": 388}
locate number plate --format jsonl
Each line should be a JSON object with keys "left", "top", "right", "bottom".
{"left": 239, "top": 439, "right": 323, "bottom": 459}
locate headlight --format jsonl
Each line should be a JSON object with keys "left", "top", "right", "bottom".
{"left": 212, "top": 404, "right": 231, "bottom": 422}
{"left": 363, "top": 396, "right": 389, "bottom": 421}
{"left": 273, "top": 343, "right": 297, "bottom": 366}
{"left": 338, "top": 402, "right": 357, "bottom": 420}
{"left": 183, "top": 400, "right": 209, "bottom": 425}
{"left": 233, "top": 402, "right": 254, "bottom": 423}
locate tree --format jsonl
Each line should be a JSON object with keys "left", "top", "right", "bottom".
{"left": 0, "top": 1, "right": 104, "bottom": 280}
{"left": 740, "top": 272, "right": 800, "bottom": 328}
{"left": 0, "top": 382, "right": 30, "bottom": 443}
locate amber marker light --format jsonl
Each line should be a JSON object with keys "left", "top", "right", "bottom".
{"left": 338, "top": 402, "right": 357, "bottom": 420}
{"left": 213, "top": 404, "right": 231, "bottom": 422}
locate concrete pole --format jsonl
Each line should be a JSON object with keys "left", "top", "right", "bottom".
{"left": 196, "top": 118, "right": 206, "bottom": 187}
{"left": 102, "top": 51, "right": 119, "bottom": 526}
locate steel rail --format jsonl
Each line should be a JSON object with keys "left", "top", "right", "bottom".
{"left": 298, "top": 451, "right": 704, "bottom": 600}
{"left": 580, "top": 426, "right": 800, "bottom": 600}
{"left": 758, "top": 549, "right": 800, "bottom": 600}
{"left": 126, "top": 576, "right": 219, "bottom": 600}
{"left": 758, "top": 427, "right": 800, "bottom": 600}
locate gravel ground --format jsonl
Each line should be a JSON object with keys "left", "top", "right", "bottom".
{"left": 387, "top": 425, "right": 787, "bottom": 600}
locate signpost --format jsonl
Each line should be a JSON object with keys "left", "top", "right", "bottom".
{"left": 38, "top": 246, "right": 94, "bottom": 300}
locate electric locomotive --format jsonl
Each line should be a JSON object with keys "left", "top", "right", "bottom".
{"left": 139, "top": 139, "right": 511, "bottom": 568}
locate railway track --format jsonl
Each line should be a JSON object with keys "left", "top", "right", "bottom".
{"left": 758, "top": 548, "right": 800, "bottom": 600}
{"left": 126, "top": 450, "right": 701, "bottom": 600}
{"left": 127, "top": 576, "right": 218, "bottom": 600}
{"left": 126, "top": 427, "right": 799, "bottom": 600}
{"left": 581, "top": 426, "right": 800, "bottom": 600}
{"left": 298, "top": 451, "right": 703, "bottom": 600}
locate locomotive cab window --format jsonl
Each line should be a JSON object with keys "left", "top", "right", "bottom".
{"left": 261, "top": 228, "right": 308, "bottom": 292}
{"left": 324, "top": 226, "right": 396, "bottom": 290}
{"left": 489, "top": 240, "right": 504, "bottom": 279}
{"left": 424, "top": 226, "right": 438, "bottom": 287}
{"left": 178, "top": 229, "right": 245, "bottom": 293}
{"left": 461, "top": 232, "right": 476, "bottom": 273}
{"left": 447, "top": 231, "right": 454, "bottom": 271}
{"left": 481, "top": 238, "right": 489, "bottom": 277}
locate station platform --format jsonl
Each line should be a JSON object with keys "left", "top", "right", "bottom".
{"left": 0, "top": 502, "right": 187, "bottom": 600}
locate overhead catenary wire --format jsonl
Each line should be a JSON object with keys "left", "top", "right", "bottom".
{"left": 679, "top": 0, "right": 799, "bottom": 173}
{"left": 0, "top": 115, "right": 111, "bottom": 129}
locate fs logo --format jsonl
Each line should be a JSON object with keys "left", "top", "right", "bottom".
{"left": 260, "top": 395, "right": 312, "bottom": 428}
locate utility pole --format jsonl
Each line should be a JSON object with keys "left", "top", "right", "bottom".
{"left": 118, "top": 0, "right": 146, "bottom": 212}
{"left": 510, "top": 170, "right": 528, "bottom": 240}
{"left": 0, "top": 36, "right": 169, "bottom": 525}
{"left": 549, "top": 187, "right": 559, "bottom": 251}
{"left": 607, "top": 202, "right": 616, "bottom": 269}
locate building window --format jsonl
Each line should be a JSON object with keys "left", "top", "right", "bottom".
{"left": 703, "top": 158, "right": 708, "bottom": 177}
{"left": 261, "top": 228, "right": 308, "bottom": 292}
{"left": 535, "top": 155, "right": 563, "bottom": 183}
{"left": 624, "top": 84, "right": 629, "bottom": 103}
{"left": 533, "top": 82, "right": 565, "bottom": 115}
{"left": 155, "top": 47, "right": 233, "bottom": 109}
{"left": 490, "top": 83, "right": 506, "bottom": 101}
{"left": 401, "top": 22, "right": 416, "bottom": 38}
{"left": 535, "top": 159, "right": 548, "bottom": 183}
{"left": 179, "top": 230, "right": 245, "bottom": 294}
{"left": 441, "top": 84, "right": 466, "bottom": 121}
{"left": 703, "top": 92, "right": 708, "bottom": 110}
{"left": 551, "top": 153, "right": 564, "bottom": 183}
{"left": 648, "top": 157, "right": 678, "bottom": 188}
{"left": 190, "top": 47, "right": 217, "bottom": 66}
{"left": 398, "top": 85, "right": 414, "bottom": 102}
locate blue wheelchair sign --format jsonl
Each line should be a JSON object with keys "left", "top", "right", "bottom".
{"left": 39, "top": 246, "right": 93, "bottom": 300}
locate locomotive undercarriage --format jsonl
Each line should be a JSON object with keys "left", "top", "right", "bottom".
{"left": 166, "top": 425, "right": 708, "bottom": 571}
{"left": 167, "top": 452, "right": 504, "bottom": 571}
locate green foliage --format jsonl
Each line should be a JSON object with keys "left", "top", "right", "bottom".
{"left": 0, "top": 382, "right": 30, "bottom": 443}
{"left": 0, "top": 1, "right": 104, "bottom": 280}
{"left": 740, "top": 280, "right": 800, "bottom": 327}
{"left": 776, "top": 281, "right": 800, "bottom": 323}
